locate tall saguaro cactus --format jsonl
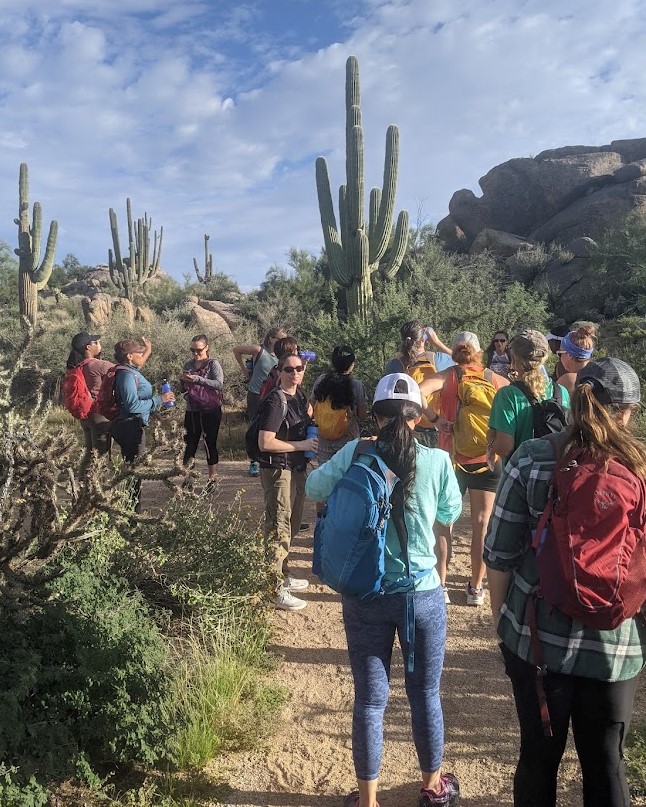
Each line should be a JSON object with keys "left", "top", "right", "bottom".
{"left": 193, "top": 233, "right": 214, "bottom": 283}
{"left": 316, "top": 56, "right": 409, "bottom": 319}
{"left": 108, "top": 198, "right": 163, "bottom": 301}
{"left": 14, "top": 163, "right": 58, "bottom": 327}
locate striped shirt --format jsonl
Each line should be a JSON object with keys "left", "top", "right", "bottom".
{"left": 484, "top": 437, "right": 646, "bottom": 681}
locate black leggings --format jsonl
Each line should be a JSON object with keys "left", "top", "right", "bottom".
{"left": 183, "top": 409, "right": 222, "bottom": 466}
{"left": 501, "top": 643, "right": 640, "bottom": 807}
{"left": 110, "top": 416, "right": 146, "bottom": 512}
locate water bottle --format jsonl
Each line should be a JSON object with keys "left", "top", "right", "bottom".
{"left": 244, "top": 357, "right": 254, "bottom": 375}
{"left": 160, "top": 379, "right": 174, "bottom": 408}
{"left": 299, "top": 350, "right": 316, "bottom": 362}
{"left": 304, "top": 423, "right": 318, "bottom": 459}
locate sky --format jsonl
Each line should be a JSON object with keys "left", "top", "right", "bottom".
{"left": 1, "top": 0, "right": 645, "bottom": 290}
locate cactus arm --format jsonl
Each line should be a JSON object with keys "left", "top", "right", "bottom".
{"left": 339, "top": 185, "right": 352, "bottom": 273}
{"left": 316, "top": 157, "right": 348, "bottom": 285}
{"left": 381, "top": 209, "right": 410, "bottom": 280}
{"left": 33, "top": 220, "right": 58, "bottom": 288}
{"left": 369, "top": 125, "right": 399, "bottom": 264}
{"left": 30, "top": 202, "right": 42, "bottom": 272}
{"left": 347, "top": 123, "right": 364, "bottom": 236}
{"left": 346, "top": 56, "right": 360, "bottom": 111}
{"left": 193, "top": 257, "right": 202, "bottom": 282}
{"left": 368, "top": 188, "right": 380, "bottom": 246}
{"left": 153, "top": 226, "right": 162, "bottom": 274}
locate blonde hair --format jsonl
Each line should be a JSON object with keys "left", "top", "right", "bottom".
{"left": 564, "top": 384, "right": 646, "bottom": 478}
{"left": 509, "top": 347, "right": 548, "bottom": 399}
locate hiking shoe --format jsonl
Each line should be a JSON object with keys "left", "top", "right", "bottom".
{"left": 248, "top": 461, "right": 260, "bottom": 477}
{"left": 443, "top": 586, "right": 450, "bottom": 605}
{"left": 298, "top": 522, "right": 311, "bottom": 532}
{"left": 419, "top": 772, "right": 460, "bottom": 806}
{"left": 275, "top": 589, "right": 307, "bottom": 611}
{"left": 204, "top": 479, "right": 217, "bottom": 494}
{"left": 343, "top": 792, "right": 380, "bottom": 807}
{"left": 466, "top": 583, "right": 484, "bottom": 606}
{"left": 284, "top": 576, "right": 309, "bottom": 591}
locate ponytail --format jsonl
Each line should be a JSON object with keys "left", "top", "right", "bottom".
{"left": 373, "top": 400, "right": 420, "bottom": 507}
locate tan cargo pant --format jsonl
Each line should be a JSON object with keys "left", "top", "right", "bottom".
{"left": 259, "top": 466, "right": 306, "bottom": 581}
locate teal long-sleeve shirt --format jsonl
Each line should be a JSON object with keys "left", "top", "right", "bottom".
{"left": 114, "top": 366, "right": 161, "bottom": 425}
{"left": 305, "top": 439, "right": 462, "bottom": 592}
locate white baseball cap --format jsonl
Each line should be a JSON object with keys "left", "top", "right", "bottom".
{"left": 452, "top": 331, "right": 481, "bottom": 351}
{"left": 373, "top": 373, "right": 423, "bottom": 407}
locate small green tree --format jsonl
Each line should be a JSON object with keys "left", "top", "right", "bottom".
{"left": 588, "top": 213, "right": 646, "bottom": 316}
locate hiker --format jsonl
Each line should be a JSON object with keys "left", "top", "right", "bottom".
{"left": 545, "top": 322, "right": 569, "bottom": 381}
{"left": 257, "top": 352, "right": 317, "bottom": 611}
{"left": 488, "top": 329, "right": 570, "bottom": 463}
{"left": 180, "top": 334, "right": 224, "bottom": 490}
{"left": 417, "top": 331, "right": 508, "bottom": 606}
{"left": 554, "top": 323, "right": 597, "bottom": 395}
{"left": 310, "top": 345, "right": 367, "bottom": 465}
{"left": 305, "top": 374, "right": 462, "bottom": 807}
{"left": 485, "top": 330, "right": 511, "bottom": 378}
{"left": 484, "top": 357, "right": 646, "bottom": 807}
{"left": 233, "top": 327, "right": 286, "bottom": 476}
{"left": 110, "top": 338, "right": 175, "bottom": 511}
{"left": 65, "top": 331, "right": 114, "bottom": 467}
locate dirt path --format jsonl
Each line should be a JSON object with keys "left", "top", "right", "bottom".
{"left": 149, "top": 461, "right": 645, "bottom": 807}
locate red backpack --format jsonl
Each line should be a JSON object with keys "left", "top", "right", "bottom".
{"left": 258, "top": 367, "right": 279, "bottom": 401}
{"left": 532, "top": 444, "right": 646, "bottom": 630}
{"left": 62, "top": 360, "right": 95, "bottom": 420}
{"left": 95, "top": 365, "right": 138, "bottom": 421}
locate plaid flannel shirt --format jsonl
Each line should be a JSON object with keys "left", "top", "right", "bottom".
{"left": 484, "top": 437, "right": 646, "bottom": 681}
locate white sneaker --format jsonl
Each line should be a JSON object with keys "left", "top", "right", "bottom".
{"left": 466, "top": 583, "right": 485, "bottom": 606}
{"left": 275, "top": 589, "right": 307, "bottom": 611}
{"left": 284, "top": 576, "right": 309, "bottom": 591}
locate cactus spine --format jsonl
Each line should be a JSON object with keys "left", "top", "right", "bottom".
{"left": 108, "top": 198, "right": 163, "bottom": 300}
{"left": 193, "top": 234, "right": 214, "bottom": 283}
{"left": 315, "top": 56, "right": 409, "bottom": 319}
{"left": 14, "top": 163, "right": 58, "bottom": 327}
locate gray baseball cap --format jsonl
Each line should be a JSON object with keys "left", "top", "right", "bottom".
{"left": 577, "top": 357, "right": 641, "bottom": 405}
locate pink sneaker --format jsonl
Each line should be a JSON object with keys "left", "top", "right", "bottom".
{"left": 419, "top": 772, "right": 460, "bottom": 805}
{"left": 343, "top": 791, "right": 380, "bottom": 807}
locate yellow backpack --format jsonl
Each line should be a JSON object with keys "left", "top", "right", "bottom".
{"left": 408, "top": 358, "right": 439, "bottom": 429}
{"left": 313, "top": 398, "right": 352, "bottom": 441}
{"left": 452, "top": 367, "right": 497, "bottom": 458}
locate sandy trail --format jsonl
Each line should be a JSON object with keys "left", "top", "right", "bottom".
{"left": 145, "top": 460, "right": 644, "bottom": 807}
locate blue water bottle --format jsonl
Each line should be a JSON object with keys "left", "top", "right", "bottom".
{"left": 304, "top": 423, "right": 318, "bottom": 460}
{"left": 160, "top": 379, "right": 174, "bottom": 408}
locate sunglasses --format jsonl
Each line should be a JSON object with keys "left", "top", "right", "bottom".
{"left": 282, "top": 365, "right": 304, "bottom": 374}
{"left": 190, "top": 347, "right": 206, "bottom": 354}
{"left": 494, "top": 339, "right": 507, "bottom": 343}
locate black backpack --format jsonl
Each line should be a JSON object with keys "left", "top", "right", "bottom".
{"left": 512, "top": 380, "right": 570, "bottom": 437}
{"left": 244, "top": 389, "right": 288, "bottom": 461}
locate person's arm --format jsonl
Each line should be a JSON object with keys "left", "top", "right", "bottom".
{"left": 259, "top": 430, "right": 317, "bottom": 454}
{"left": 487, "top": 387, "right": 517, "bottom": 457}
{"left": 488, "top": 569, "right": 512, "bottom": 628}
{"left": 488, "top": 428, "right": 515, "bottom": 458}
{"left": 435, "top": 453, "right": 463, "bottom": 526}
{"left": 305, "top": 440, "right": 359, "bottom": 500}
{"left": 424, "top": 327, "right": 452, "bottom": 356}
{"left": 418, "top": 369, "right": 450, "bottom": 397}
{"left": 232, "top": 343, "right": 261, "bottom": 379}
{"left": 192, "top": 360, "right": 224, "bottom": 391}
{"left": 140, "top": 336, "right": 152, "bottom": 364}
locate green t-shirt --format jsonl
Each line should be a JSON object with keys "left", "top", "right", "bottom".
{"left": 488, "top": 380, "right": 571, "bottom": 460}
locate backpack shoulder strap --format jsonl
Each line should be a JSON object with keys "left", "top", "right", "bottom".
{"left": 552, "top": 382, "right": 563, "bottom": 405}
{"left": 511, "top": 379, "right": 535, "bottom": 403}
{"left": 483, "top": 368, "right": 494, "bottom": 384}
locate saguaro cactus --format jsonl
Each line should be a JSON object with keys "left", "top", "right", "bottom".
{"left": 193, "top": 234, "right": 214, "bottom": 283}
{"left": 108, "top": 198, "right": 163, "bottom": 300}
{"left": 316, "top": 56, "right": 409, "bottom": 319}
{"left": 14, "top": 163, "right": 58, "bottom": 327}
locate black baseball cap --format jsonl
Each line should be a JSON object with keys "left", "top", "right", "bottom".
{"left": 577, "top": 357, "right": 641, "bottom": 406}
{"left": 71, "top": 332, "right": 101, "bottom": 352}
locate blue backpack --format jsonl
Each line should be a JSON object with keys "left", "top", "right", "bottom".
{"left": 313, "top": 440, "right": 428, "bottom": 597}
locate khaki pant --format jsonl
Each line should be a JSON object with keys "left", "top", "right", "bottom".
{"left": 260, "top": 466, "right": 306, "bottom": 580}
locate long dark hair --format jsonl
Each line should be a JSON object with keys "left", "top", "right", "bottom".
{"left": 66, "top": 349, "right": 85, "bottom": 370}
{"left": 484, "top": 330, "right": 509, "bottom": 367}
{"left": 313, "top": 345, "right": 355, "bottom": 409}
{"left": 372, "top": 397, "right": 420, "bottom": 513}
{"left": 399, "top": 321, "right": 424, "bottom": 369}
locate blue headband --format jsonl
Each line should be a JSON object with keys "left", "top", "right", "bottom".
{"left": 561, "top": 332, "right": 593, "bottom": 360}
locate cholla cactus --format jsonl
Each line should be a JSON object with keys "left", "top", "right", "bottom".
{"left": 14, "top": 163, "right": 58, "bottom": 327}
{"left": 108, "top": 198, "right": 163, "bottom": 300}
{"left": 193, "top": 233, "right": 214, "bottom": 283}
{"left": 316, "top": 56, "right": 409, "bottom": 319}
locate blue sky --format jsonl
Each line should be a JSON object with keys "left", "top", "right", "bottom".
{"left": 1, "top": 0, "right": 645, "bottom": 289}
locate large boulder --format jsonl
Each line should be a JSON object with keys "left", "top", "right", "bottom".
{"left": 189, "top": 305, "right": 232, "bottom": 337}
{"left": 437, "top": 138, "right": 646, "bottom": 256}
{"left": 196, "top": 299, "right": 241, "bottom": 330}
{"left": 469, "top": 229, "right": 535, "bottom": 258}
{"left": 81, "top": 293, "right": 113, "bottom": 329}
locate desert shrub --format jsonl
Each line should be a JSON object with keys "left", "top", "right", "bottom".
{"left": 626, "top": 722, "right": 646, "bottom": 799}
{"left": 0, "top": 765, "right": 48, "bottom": 807}
{"left": 143, "top": 275, "right": 186, "bottom": 315}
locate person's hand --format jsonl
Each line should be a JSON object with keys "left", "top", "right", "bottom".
{"left": 242, "top": 369, "right": 251, "bottom": 381}
{"left": 161, "top": 391, "right": 175, "bottom": 403}
{"left": 436, "top": 416, "right": 453, "bottom": 434}
{"left": 425, "top": 327, "right": 441, "bottom": 348}
{"left": 141, "top": 336, "right": 151, "bottom": 350}
{"left": 302, "top": 437, "right": 319, "bottom": 453}
{"left": 182, "top": 372, "right": 199, "bottom": 383}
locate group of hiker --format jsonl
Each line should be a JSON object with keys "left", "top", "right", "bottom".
{"left": 62, "top": 318, "right": 645, "bottom": 807}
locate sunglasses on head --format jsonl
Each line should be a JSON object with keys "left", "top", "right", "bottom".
{"left": 282, "top": 365, "right": 304, "bottom": 374}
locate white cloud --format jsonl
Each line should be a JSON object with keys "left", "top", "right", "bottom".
{"left": 0, "top": 0, "right": 645, "bottom": 290}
